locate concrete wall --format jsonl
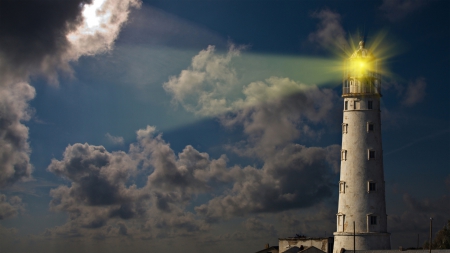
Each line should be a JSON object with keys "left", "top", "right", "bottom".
{"left": 333, "top": 232, "right": 390, "bottom": 251}
{"left": 279, "top": 238, "right": 332, "bottom": 253}
{"left": 334, "top": 94, "right": 390, "bottom": 252}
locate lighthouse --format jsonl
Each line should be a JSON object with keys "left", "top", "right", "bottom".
{"left": 333, "top": 41, "right": 391, "bottom": 251}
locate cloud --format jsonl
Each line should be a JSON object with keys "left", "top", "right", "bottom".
{"left": 379, "top": 0, "right": 428, "bottom": 22}
{"left": 195, "top": 143, "right": 337, "bottom": 222}
{"left": 402, "top": 77, "right": 426, "bottom": 106}
{"left": 163, "top": 46, "right": 341, "bottom": 223}
{"left": 46, "top": 126, "right": 221, "bottom": 238}
{"left": 403, "top": 194, "right": 450, "bottom": 214}
{"left": 0, "top": 82, "right": 35, "bottom": 188}
{"left": 46, "top": 124, "right": 339, "bottom": 238}
{"left": 0, "top": 194, "right": 24, "bottom": 220}
{"left": 308, "top": 9, "right": 348, "bottom": 51}
{"left": 221, "top": 77, "right": 338, "bottom": 158}
{"left": 276, "top": 203, "right": 335, "bottom": 237}
{"left": 389, "top": 194, "right": 450, "bottom": 233}
{"left": 66, "top": 0, "right": 142, "bottom": 61}
{"left": 105, "top": 133, "right": 125, "bottom": 145}
{"left": 0, "top": 0, "right": 140, "bottom": 191}
{"left": 47, "top": 143, "right": 147, "bottom": 229}
{"left": 163, "top": 45, "right": 242, "bottom": 116}
{"left": 163, "top": 46, "right": 337, "bottom": 132}
{"left": 243, "top": 217, "right": 277, "bottom": 237}
{"left": 0, "top": 0, "right": 141, "bottom": 84}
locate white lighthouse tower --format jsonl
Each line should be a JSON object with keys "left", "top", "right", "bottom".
{"left": 333, "top": 41, "right": 391, "bottom": 251}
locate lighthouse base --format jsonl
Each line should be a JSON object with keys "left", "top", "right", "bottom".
{"left": 333, "top": 232, "right": 390, "bottom": 253}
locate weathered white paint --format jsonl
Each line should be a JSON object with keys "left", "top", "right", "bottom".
{"left": 333, "top": 42, "right": 390, "bottom": 252}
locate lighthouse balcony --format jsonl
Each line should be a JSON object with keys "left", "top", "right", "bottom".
{"left": 342, "top": 78, "right": 381, "bottom": 97}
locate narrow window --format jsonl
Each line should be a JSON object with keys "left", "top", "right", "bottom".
{"left": 339, "top": 181, "right": 346, "bottom": 193}
{"left": 342, "top": 123, "right": 348, "bottom": 134}
{"left": 368, "top": 100, "right": 373, "bottom": 110}
{"left": 368, "top": 150, "right": 375, "bottom": 160}
{"left": 370, "top": 216, "right": 377, "bottom": 225}
{"left": 344, "top": 101, "right": 348, "bottom": 110}
{"left": 341, "top": 150, "right": 347, "bottom": 161}
{"left": 367, "top": 122, "right": 374, "bottom": 132}
{"left": 337, "top": 214, "right": 345, "bottom": 232}
{"left": 368, "top": 181, "right": 376, "bottom": 192}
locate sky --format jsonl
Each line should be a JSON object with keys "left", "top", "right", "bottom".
{"left": 0, "top": 0, "right": 449, "bottom": 252}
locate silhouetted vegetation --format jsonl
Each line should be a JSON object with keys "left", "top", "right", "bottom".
{"left": 423, "top": 220, "right": 450, "bottom": 249}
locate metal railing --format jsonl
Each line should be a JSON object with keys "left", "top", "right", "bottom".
{"left": 342, "top": 80, "right": 381, "bottom": 95}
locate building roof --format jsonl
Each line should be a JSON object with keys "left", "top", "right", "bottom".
{"left": 348, "top": 250, "right": 450, "bottom": 253}
{"left": 254, "top": 246, "right": 279, "bottom": 253}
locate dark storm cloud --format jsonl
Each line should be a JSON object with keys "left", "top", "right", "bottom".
{"left": 0, "top": 0, "right": 90, "bottom": 83}
{"left": 46, "top": 122, "right": 339, "bottom": 238}
{"left": 0, "top": 0, "right": 140, "bottom": 193}
{"left": 47, "top": 143, "right": 149, "bottom": 229}
{"left": 195, "top": 144, "right": 337, "bottom": 222}
{"left": 46, "top": 126, "right": 219, "bottom": 238}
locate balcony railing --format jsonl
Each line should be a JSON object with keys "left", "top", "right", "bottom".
{"left": 342, "top": 80, "right": 381, "bottom": 95}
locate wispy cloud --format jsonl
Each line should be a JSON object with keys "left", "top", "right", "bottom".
{"left": 0, "top": 194, "right": 24, "bottom": 220}
{"left": 385, "top": 128, "right": 449, "bottom": 156}
{"left": 105, "top": 133, "right": 125, "bottom": 145}
{"left": 308, "top": 9, "right": 348, "bottom": 51}
{"left": 379, "top": 0, "right": 428, "bottom": 22}
{"left": 401, "top": 77, "right": 427, "bottom": 106}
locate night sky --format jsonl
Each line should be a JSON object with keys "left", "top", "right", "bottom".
{"left": 0, "top": 0, "right": 449, "bottom": 252}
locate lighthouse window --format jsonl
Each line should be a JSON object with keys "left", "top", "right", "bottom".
{"left": 370, "top": 216, "right": 377, "bottom": 225}
{"left": 368, "top": 182, "right": 376, "bottom": 191}
{"left": 342, "top": 123, "right": 348, "bottom": 134}
{"left": 367, "top": 122, "right": 374, "bottom": 132}
{"left": 368, "top": 100, "right": 373, "bottom": 109}
{"left": 344, "top": 101, "right": 348, "bottom": 110}
{"left": 341, "top": 150, "right": 347, "bottom": 161}
{"left": 339, "top": 181, "right": 346, "bottom": 193}
{"left": 368, "top": 150, "right": 376, "bottom": 159}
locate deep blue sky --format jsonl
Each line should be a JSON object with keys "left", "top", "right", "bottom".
{"left": 0, "top": 0, "right": 449, "bottom": 252}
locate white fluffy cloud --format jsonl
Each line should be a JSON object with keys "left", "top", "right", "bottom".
{"left": 66, "top": 0, "right": 141, "bottom": 60}
{"left": 163, "top": 45, "right": 242, "bottom": 116}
